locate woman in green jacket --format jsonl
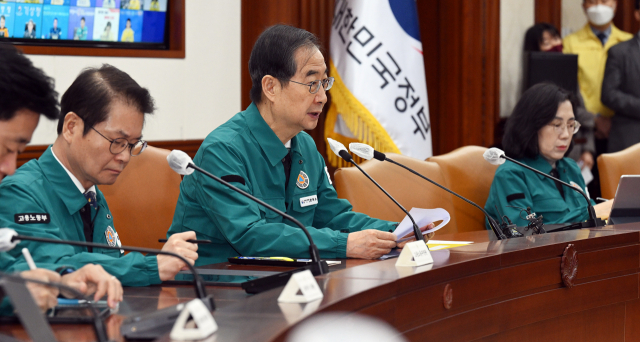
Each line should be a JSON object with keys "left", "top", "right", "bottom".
{"left": 485, "top": 83, "right": 595, "bottom": 229}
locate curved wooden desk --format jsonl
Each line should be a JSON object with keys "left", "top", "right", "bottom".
{"left": 3, "top": 225, "right": 640, "bottom": 341}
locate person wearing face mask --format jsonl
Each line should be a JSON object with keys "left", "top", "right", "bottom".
{"left": 523, "top": 23, "right": 596, "bottom": 180}
{"left": 601, "top": 0, "right": 640, "bottom": 153}
{"left": 563, "top": 0, "right": 633, "bottom": 196}
{"left": 484, "top": 83, "right": 598, "bottom": 228}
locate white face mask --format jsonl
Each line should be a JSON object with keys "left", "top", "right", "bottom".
{"left": 586, "top": 4, "right": 615, "bottom": 26}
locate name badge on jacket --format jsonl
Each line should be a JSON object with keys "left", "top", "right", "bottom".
{"left": 300, "top": 195, "right": 318, "bottom": 207}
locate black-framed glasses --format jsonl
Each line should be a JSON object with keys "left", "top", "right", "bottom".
{"left": 91, "top": 127, "right": 147, "bottom": 156}
{"left": 289, "top": 77, "right": 335, "bottom": 94}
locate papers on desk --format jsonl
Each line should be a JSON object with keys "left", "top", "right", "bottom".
{"left": 394, "top": 208, "right": 451, "bottom": 241}
{"left": 426, "top": 240, "right": 473, "bottom": 251}
{"left": 380, "top": 240, "right": 473, "bottom": 260}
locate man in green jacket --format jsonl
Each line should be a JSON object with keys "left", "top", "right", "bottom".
{"left": 0, "top": 63, "right": 198, "bottom": 288}
{"left": 0, "top": 44, "right": 123, "bottom": 313}
{"left": 168, "top": 25, "right": 432, "bottom": 265}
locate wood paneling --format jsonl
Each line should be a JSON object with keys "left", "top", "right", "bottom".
{"left": 16, "top": 139, "right": 202, "bottom": 167}
{"left": 15, "top": 0, "right": 185, "bottom": 58}
{"left": 418, "top": 0, "right": 500, "bottom": 155}
{"left": 535, "top": 0, "right": 562, "bottom": 28}
{"left": 614, "top": 0, "right": 640, "bottom": 35}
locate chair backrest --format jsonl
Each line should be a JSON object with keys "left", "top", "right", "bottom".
{"left": 334, "top": 153, "right": 459, "bottom": 235}
{"left": 100, "top": 146, "right": 182, "bottom": 250}
{"left": 597, "top": 143, "right": 640, "bottom": 199}
{"left": 428, "top": 146, "right": 498, "bottom": 232}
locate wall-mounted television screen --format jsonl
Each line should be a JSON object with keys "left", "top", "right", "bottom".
{"left": 0, "top": 0, "right": 169, "bottom": 49}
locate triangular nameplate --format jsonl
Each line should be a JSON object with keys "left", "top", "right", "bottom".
{"left": 170, "top": 299, "right": 217, "bottom": 340}
{"left": 278, "top": 270, "right": 323, "bottom": 303}
{"left": 395, "top": 240, "right": 434, "bottom": 267}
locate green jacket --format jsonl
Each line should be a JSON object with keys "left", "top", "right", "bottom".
{"left": 484, "top": 156, "right": 595, "bottom": 229}
{"left": 0, "top": 147, "right": 161, "bottom": 287}
{"left": 168, "top": 103, "right": 396, "bottom": 265}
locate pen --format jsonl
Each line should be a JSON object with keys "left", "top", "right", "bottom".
{"left": 22, "top": 248, "right": 37, "bottom": 270}
{"left": 596, "top": 197, "right": 610, "bottom": 203}
{"left": 157, "top": 239, "right": 212, "bottom": 244}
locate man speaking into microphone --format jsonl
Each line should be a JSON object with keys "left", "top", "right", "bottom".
{"left": 168, "top": 25, "right": 433, "bottom": 265}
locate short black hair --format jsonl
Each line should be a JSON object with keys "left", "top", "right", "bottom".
{"left": 0, "top": 44, "right": 59, "bottom": 122}
{"left": 81, "top": 17, "right": 85, "bottom": 21}
{"left": 248, "top": 24, "right": 321, "bottom": 104}
{"left": 0, "top": 15, "right": 5, "bottom": 20}
{"left": 503, "top": 83, "right": 577, "bottom": 159}
{"left": 57, "top": 64, "right": 155, "bottom": 135}
{"left": 524, "top": 23, "right": 561, "bottom": 52}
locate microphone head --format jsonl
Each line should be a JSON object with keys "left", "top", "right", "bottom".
{"left": 349, "top": 143, "right": 374, "bottom": 160}
{"left": 0, "top": 228, "right": 18, "bottom": 252}
{"left": 483, "top": 148, "right": 506, "bottom": 165}
{"left": 327, "top": 138, "right": 352, "bottom": 162}
{"left": 167, "top": 150, "right": 195, "bottom": 175}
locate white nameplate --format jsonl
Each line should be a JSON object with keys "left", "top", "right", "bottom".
{"left": 278, "top": 270, "right": 324, "bottom": 303}
{"left": 299, "top": 195, "right": 318, "bottom": 208}
{"left": 170, "top": 299, "right": 217, "bottom": 340}
{"left": 395, "top": 240, "right": 434, "bottom": 267}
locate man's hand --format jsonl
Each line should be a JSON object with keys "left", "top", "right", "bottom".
{"left": 20, "top": 269, "right": 60, "bottom": 313}
{"left": 346, "top": 230, "right": 397, "bottom": 259}
{"left": 157, "top": 231, "right": 199, "bottom": 281}
{"left": 595, "top": 116, "right": 612, "bottom": 139}
{"left": 60, "top": 264, "right": 123, "bottom": 309}
{"left": 397, "top": 223, "right": 436, "bottom": 249}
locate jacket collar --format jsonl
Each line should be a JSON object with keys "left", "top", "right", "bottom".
{"left": 39, "top": 146, "right": 91, "bottom": 215}
{"left": 245, "top": 102, "right": 294, "bottom": 167}
{"left": 521, "top": 155, "right": 568, "bottom": 180}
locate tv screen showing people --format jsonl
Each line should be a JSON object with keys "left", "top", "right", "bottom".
{"left": 0, "top": 0, "right": 167, "bottom": 46}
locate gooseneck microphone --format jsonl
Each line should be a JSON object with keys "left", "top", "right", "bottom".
{"left": 349, "top": 143, "right": 510, "bottom": 240}
{"left": 167, "top": 150, "right": 329, "bottom": 276}
{"left": 327, "top": 138, "right": 424, "bottom": 242}
{"left": 0, "top": 227, "right": 215, "bottom": 340}
{"left": 483, "top": 148, "right": 605, "bottom": 228}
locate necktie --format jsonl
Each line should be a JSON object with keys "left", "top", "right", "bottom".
{"left": 84, "top": 190, "right": 98, "bottom": 210}
{"left": 597, "top": 32, "right": 607, "bottom": 46}
{"left": 282, "top": 150, "right": 292, "bottom": 189}
{"left": 81, "top": 191, "right": 98, "bottom": 251}
{"left": 549, "top": 168, "right": 565, "bottom": 199}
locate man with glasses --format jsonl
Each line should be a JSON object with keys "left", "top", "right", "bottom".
{"left": 0, "top": 64, "right": 199, "bottom": 287}
{"left": 168, "top": 25, "right": 432, "bottom": 265}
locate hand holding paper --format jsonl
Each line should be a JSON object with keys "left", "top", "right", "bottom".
{"left": 397, "top": 227, "right": 435, "bottom": 248}
{"left": 394, "top": 208, "right": 451, "bottom": 244}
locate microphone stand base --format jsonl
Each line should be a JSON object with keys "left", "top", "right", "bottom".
{"left": 310, "top": 261, "right": 329, "bottom": 275}
{"left": 546, "top": 218, "right": 607, "bottom": 233}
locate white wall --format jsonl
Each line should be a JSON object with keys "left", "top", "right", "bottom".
{"left": 499, "top": 0, "right": 535, "bottom": 118}
{"left": 562, "top": 0, "right": 587, "bottom": 37}
{"left": 27, "top": 0, "right": 242, "bottom": 145}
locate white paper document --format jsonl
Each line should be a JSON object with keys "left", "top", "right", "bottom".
{"left": 393, "top": 208, "right": 451, "bottom": 241}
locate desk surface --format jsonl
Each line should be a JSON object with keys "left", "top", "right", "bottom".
{"left": 4, "top": 226, "right": 640, "bottom": 342}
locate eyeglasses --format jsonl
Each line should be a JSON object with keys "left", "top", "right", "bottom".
{"left": 289, "top": 77, "right": 335, "bottom": 94}
{"left": 548, "top": 120, "right": 581, "bottom": 135}
{"left": 91, "top": 127, "right": 147, "bottom": 156}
